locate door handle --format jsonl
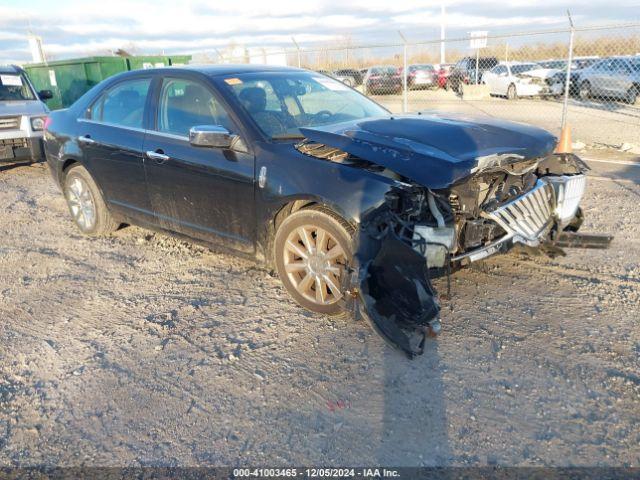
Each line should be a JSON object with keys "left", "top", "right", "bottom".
{"left": 78, "top": 135, "right": 96, "bottom": 145}
{"left": 145, "top": 150, "right": 170, "bottom": 164}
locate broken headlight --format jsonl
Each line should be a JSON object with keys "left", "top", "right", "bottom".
{"left": 412, "top": 225, "right": 456, "bottom": 268}
{"left": 545, "top": 175, "right": 587, "bottom": 227}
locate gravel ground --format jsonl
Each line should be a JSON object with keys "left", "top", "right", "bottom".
{"left": 0, "top": 160, "right": 639, "bottom": 467}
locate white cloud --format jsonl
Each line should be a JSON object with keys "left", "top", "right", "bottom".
{"left": 0, "top": 0, "right": 637, "bottom": 64}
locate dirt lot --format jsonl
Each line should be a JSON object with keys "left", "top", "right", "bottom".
{"left": 1, "top": 157, "right": 639, "bottom": 467}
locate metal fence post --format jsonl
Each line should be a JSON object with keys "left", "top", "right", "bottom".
{"left": 399, "top": 31, "right": 408, "bottom": 113}
{"left": 561, "top": 11, "right": 575, "bottom": 130}
{"left": 292, "top": 37, "right": 301, "bottom": 68}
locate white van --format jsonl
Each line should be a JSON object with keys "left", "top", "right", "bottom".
{"left": 0, "top": 65, "right": 52, "bottom": 165}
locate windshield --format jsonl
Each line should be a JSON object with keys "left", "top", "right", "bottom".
{"left": 221, "top": 71, "right": 388, "bottom": 139}
{"left": 629, "top": 58, "right": 640, "bottom": 72}
{"left": 370, "top": 67, "right": 397, "bottom": 76}
{"left": 409, "top": 65, "right": 434, "bottom": 72}
{"left": 0, "top": 73, "right": 36, "bottom": 101}
{"left": 540, "top": 60, "right": 564, "bottom": 69}
{"left": 511, "top": 64, "right": 539, "bottom": 75}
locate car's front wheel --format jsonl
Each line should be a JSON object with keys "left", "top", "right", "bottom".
{"left": 274, "top": 207, "right": 353, "bottom": 315}
{"left": 63, "top": 165, "right": 118, "bottom": 236}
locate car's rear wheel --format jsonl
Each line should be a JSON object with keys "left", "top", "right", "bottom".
{"left": 63, "top": 165, "right": 118, "bottom": 236}
{"left": 274, "top": 207, "right": 353, "bottom": 315}
{"left": 579, "top": 81, "right": 591, "bottom": 100}
{"left": 507, "top": 83, "right": 517, "bottom": 100}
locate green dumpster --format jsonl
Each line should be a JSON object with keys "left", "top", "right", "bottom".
{"left": 24, "top": 54, "right": 192, "bottom": 110}
{"left": 24, "top": 57, "right": 129, "bottom": 110}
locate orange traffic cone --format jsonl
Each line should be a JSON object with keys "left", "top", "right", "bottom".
{"left": 555, "top": 125, "right": 573, "bottom": 154}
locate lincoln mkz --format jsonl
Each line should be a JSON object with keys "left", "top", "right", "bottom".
{"left": 44, "top": 65, "right": 611, "bottom": 357}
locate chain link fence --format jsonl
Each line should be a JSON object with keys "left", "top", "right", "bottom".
{"left": 195, "top": 23, "right": 640, "bottom": 149}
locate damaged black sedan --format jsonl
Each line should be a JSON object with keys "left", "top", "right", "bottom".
{"left": 44, "top": 65, "right": 610, "bottom": 357}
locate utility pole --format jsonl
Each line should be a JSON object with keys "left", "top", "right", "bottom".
{"left": 440, "top": 4, "right": 446, "bottom": 65}
{"left": 561, "top": 10, "right": 575, "bottom": 130}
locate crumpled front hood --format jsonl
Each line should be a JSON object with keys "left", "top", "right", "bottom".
{"left": 299, "top": 113, "right": 557, "bottom": 189}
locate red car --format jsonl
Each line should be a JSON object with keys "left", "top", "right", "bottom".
{"left": 437, "top": 64, "right": 453, "bottom": 89}
{"left": 399, "top": 64, "right": 438, "bottom": 90}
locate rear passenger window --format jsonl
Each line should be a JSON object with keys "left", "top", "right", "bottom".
{"left": 157, "top": 78, "right": 234, "bottom": 137}
{"left": 89, "top": 79, "right": 150, "bottom": 129}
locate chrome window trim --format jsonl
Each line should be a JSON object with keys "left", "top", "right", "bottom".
{"left": 78, "top": 118, "right": 146, "bottom": 134}
{"left": 144, "top": 129, "right": 189, "bottom": 141}
{"left": 77, "top": 118, "right": 247, "bottom": 146}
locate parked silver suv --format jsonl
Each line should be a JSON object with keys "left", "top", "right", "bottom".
{"left": 1, "top": 65, "right": 52, "bottom": 165}
{"left": 577, "top": 56, "right": 640, "bottom": 105}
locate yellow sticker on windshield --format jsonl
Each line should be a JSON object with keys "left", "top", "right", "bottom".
{"left": 224, "top": 78, "right": 243, "bottom": 85}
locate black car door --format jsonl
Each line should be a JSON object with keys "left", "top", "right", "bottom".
{"left": 143, "top": 76, "right": 255, "bottom": 253}
{"left": 77, "top": 77, "right": 153, "bottom": 222}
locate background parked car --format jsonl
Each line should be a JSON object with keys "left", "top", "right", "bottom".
{"left": 576, "top": 56, "right": 640, "bottom": 104}
{"left": 331, "top": 71, "right": 357, "bottom": 87}
{"left": 436, "top": 63, "right": 453, "bottom": 89}
{"left": 363, "top": 66, "right": 402, "bottom": 95}
{"left": 447, "top": 56, "right": 498, "bottom": 93}
{"left": 401, "top": 64, "right": 437, "bottom": 90}
{"left": 547, "top": 58, "right": 600, "bottom": 96}
{"left": 482, "top": 62, "right": 555, "bottom": 99}
{"left": 0, "top": 65, "right": 52, "bottom": 165}
{"left": 333, "top": 68, "right": 363, "bottom": 86}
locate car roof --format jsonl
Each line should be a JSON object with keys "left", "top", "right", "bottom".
{"left": 498, "top": 61, "right": 539, "bottom": 66}
{"left": 168, "top": 64, "right": 305, "bottom": 77}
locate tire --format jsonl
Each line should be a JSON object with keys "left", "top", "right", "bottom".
{"left": 507, "top": 83, "right": 517, "bottom": 100}
{"left": 579, "top": 81, "right": 591, "bottom": 101}
{"left": 274, "top": 206, "right": 354, "bottom": 315}
{"left": 626, "top": 86, "right": 639, "bottom": 105}
{"left": 63, "top": 165, "right": 118, "bottom": 236}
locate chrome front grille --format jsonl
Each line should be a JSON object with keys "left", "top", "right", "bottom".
{"left": 482, "top": 179, "right": 555, "bottom": 244}
{"left": 0, "top": 116, "right": 20, "bottom": 130}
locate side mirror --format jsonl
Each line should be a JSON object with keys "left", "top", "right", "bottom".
{"left": 39, "top": 90, "right": 53, "bottom": 100}
{"left": 189, "top": 125, "right": 237, "bottom": 149}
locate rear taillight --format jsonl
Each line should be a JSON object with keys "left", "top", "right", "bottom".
{"left": 43, "top": 116, "right": 52, "bottom": 131}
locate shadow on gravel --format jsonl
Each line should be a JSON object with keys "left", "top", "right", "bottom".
{"left": 376, "top": 339, "right": 451, "bottom": 466}
{"left": 613, "top": 165, "right": 640, "bottom": 188}
{"left": 0, "top": 162, "right": 32, "bottom": 173}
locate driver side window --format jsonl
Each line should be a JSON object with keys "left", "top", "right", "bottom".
{"left": 157, "top": 78, "right": 234, "bottom": 137}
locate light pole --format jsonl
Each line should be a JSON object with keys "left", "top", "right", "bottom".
{"left": 440, "top": 4, "right": 446, "bottom": 65}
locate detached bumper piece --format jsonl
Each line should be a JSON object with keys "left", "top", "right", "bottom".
{"left": 358, "top": 235, "right": 441, "bottom": 359}
{"left": 554, "top": 232, "right": 613, "bottom": 249}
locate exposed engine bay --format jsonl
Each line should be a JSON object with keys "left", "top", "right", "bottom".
{"left": 298, "top": 139, "right": 613, "bottom": 358}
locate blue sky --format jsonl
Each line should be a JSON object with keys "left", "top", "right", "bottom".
{"left": 1, "top": 0, "right": 639, "bottom": 64}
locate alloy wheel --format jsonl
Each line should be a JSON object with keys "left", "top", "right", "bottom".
{"left": 282, "top": 225, "right": 347, "bottom": 305}
{"left": 66, "top": 177, "right": 96, "bottom": 231}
